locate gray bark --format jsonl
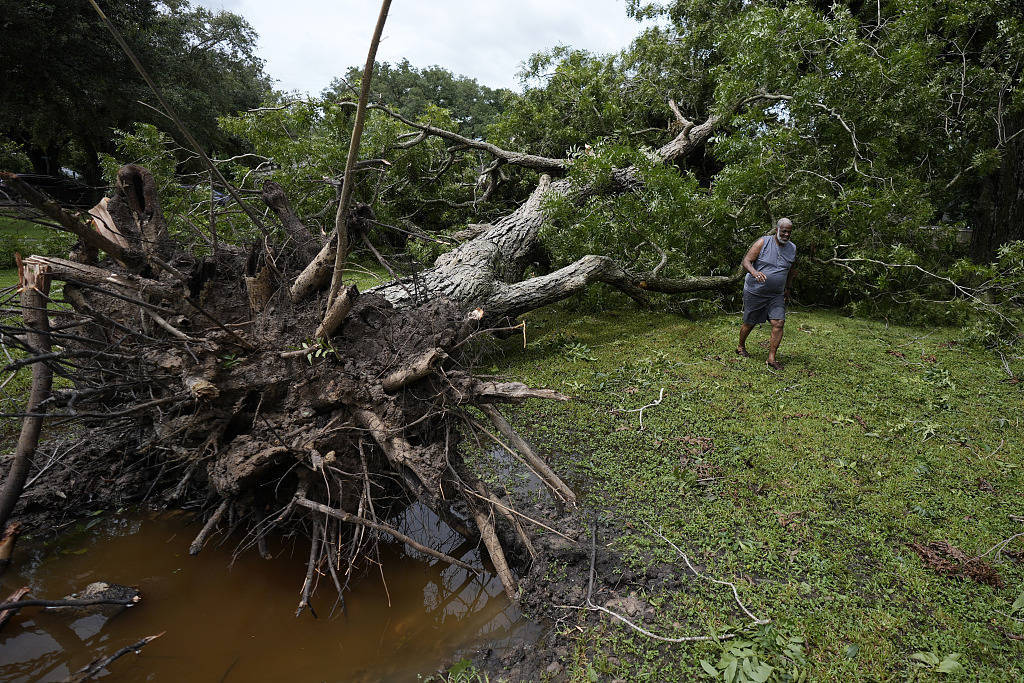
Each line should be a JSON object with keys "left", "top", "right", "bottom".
{"left": 369, "top": 112, "right": 739, "bottom": 319}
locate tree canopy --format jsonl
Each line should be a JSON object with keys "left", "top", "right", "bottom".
{"left": 327, "top": 59, "right": 511, "bottom": 139}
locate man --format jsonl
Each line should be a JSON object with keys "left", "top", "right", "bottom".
{"left": 736, "top": 218, "right": 796, "bottom": 370}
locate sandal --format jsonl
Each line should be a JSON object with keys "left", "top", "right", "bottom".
{"left": 766, "top": 359, "right": 784, "bottom": 372}
{"left": 736, "top": 347, "right": 751, "bottom": 358}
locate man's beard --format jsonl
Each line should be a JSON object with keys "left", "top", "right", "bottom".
{"left": 776, "top": 229, "right": 790, "bottom": 243}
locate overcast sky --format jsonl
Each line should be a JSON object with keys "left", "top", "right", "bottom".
{"left": 196, "top": 1, "right": 645, "bottom": 94}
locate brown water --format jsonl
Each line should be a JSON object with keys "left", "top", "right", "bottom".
{"left": 0, "top": 506, "right": 528, "bottom": 682}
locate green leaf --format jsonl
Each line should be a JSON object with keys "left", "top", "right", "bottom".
{"left": 1012, "top": 590, "right": 1024, "bottom": 614}
{"left": 700, "top": 659, "right": 719, "bottom": 677}
{"left": 843, "top": 644, "right": 859, "bottom": 659}
{"left": 724, "top": 658, "right": 738, "bottom": 683}
{"left": 586, "top": 664, "right": 599, "bottom": 682}
{"left": 937, "top": 654, "right": 964, "bottom": 674}
{"left": 910, "top": 651, "right": 940, "bottom": 666}
{"left": 749, "top": 663, "right": 774, "bottom": 683}
{"left": 448, "top": 658, "right": 473, "bottom": 676}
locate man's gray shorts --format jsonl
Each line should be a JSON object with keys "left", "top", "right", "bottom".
{"left": 742, "top": 290, "right": 786, "bottom": 324}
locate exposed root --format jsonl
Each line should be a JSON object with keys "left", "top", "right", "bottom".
{"left": 1, "top": 164, "right": 579, "bottom": 612}
{"left": 189, "top": 498, "right": 231, "bottom": 556}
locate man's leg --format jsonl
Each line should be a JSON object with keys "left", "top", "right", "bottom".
{"left": 767, "top": 318, "right": 785, "bottom": 367}
{"left": 737, "top": 323, "right": 755, "bottom": 356}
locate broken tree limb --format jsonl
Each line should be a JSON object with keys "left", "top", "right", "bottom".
{"left": 490, "top": 255, "right": 742, "bottom": 320}
{"left": 479, "top": 404, "right": 577, "bottom": 506}
{"left": 0, "top": 262, "right": 52, "bottom": 530}
{"left": 21, "top": 256, "right": 176, "bottom": 301}
{"left": 326, "top": 0, "right": 393, "bottom": 310}
{"left": 294, "top": 497, "right": 475, "bottom": 571}
{"left": 351, "top": 102, "right": 568, "bottom": 173}
{"left": 382, "top": 347, "right": 446, "bottom": 392}
{"left": 0, "top": 172, "right": 146, "bottom": 272}
{"left": 0, "top": 595, "right": 142, "bottom": 611}
{"left": 111, "top": 164, "right": 171, "bottom": 262}
{"left": 469, "top": 501, "right": 518, "bottom": 601}
{"left": 314, "top": 284, "right": 357, "bottom": 340}
{"left": 261, "top": 181, "right": 321, "bottom": 263}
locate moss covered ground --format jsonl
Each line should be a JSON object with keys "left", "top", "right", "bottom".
{"left": 484, "top": 306, "right": 1023, "bottom": 681}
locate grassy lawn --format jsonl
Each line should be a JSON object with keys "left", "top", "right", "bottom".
{"left": 485, "top": 306, "right": 1023, "bottom": 681}
{"left": 0, "top": 268, "right": 16, "bottom": 289}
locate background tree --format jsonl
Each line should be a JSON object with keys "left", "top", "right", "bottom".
{"left": 328, "top": 59, "right": 510, "bottom": 139}
{"left": 0, "top": 0, "right": 270, "bottom": 186}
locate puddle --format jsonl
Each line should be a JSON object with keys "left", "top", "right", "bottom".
{"left": 0, "top": 507, "right": 532, "bottom": 682}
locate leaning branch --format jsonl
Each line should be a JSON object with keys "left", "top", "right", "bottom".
{"left": 63, "top": 633, "right": 163, "bottom": 683}
{"left": 326, "top": 0, "right": 393, "bottom": 310}
{"left": 0, "top": 262, "right": 52, "bottom": 530}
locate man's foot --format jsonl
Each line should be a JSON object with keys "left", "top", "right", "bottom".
{"left": 736, "top": 347, "right": 751, "bottom": 358}
{"left": 766, "top": 359, "right": 784, "bottom": 372}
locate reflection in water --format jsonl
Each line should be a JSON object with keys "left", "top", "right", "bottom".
{"left": 0, "top": 507, "right": 529, "bottom": 682}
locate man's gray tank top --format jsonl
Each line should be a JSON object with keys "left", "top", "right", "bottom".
{"left": 744, "top": 234, "right": 797, "bottom": 296}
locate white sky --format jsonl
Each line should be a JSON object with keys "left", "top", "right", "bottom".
{"left": 196, "top": 1, "right": 645, "bottom": 93}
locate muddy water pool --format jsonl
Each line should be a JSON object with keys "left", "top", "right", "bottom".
{"left": 0, "top": 507, "right": 531, "bottom": 681}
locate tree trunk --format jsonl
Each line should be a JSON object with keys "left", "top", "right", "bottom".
{"left": 0, "top": 262, "right": 52, "bottom": 530}
{"left": 972, "top": 112, "right": 1024, "bottom": 259}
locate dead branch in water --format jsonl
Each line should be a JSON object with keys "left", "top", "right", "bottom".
{"left": 62, "top": 632, "right": 164, "bottom": 683}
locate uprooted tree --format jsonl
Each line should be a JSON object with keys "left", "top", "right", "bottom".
{"left": 4, "top": 0, "right": 1023, "bottom": 610}
{"left": 0, "top": 92, "right": 754, "bottom": 607}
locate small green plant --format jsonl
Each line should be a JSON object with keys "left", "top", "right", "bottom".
{"left": 420, "top": 658, "right": 488, "bottom": 682}
{"left": 220, "top": 353, "right": 243, "bottom": 369}
{"left": 908, "top": 651, "right": 964, "bottom": 674}
{"left": 1010, "top": 590, "right": 1024, "bottom": 615}
{"left": 699, "top": 628, "right": 807, "bottom": 682}
{"left": 299, "top": 337, "right": 339, "bottom": 364}
{"left": 562, "top": 341, "right": 597, "bottom": 362}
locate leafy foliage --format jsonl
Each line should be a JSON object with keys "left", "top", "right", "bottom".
{"left": 495, "top": 0, "right": 1024, "bottom": 340}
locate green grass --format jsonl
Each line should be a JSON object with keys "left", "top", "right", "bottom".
{"left": 1, "top": 215, "right": 73, "bottom": 269}
{"left": 485, "top": 307, "right": 1023, "bottom": 681}
{"left": 0, "top": 268, "right": 16, "bottom": 289}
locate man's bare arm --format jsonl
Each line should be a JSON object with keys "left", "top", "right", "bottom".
{"left": 742, "top": 238, "right": 766, "bottom": 283}
{"left": 785, "top": 259, "right": 796, "bottom": 300}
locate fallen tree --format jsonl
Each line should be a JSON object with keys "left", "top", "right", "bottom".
{"left": 0, "top": 95, "right": 746, "bottom": 608}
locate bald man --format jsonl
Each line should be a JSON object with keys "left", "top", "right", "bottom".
{"left": 736, "top": 218, "right": 796, "bottom": 370}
